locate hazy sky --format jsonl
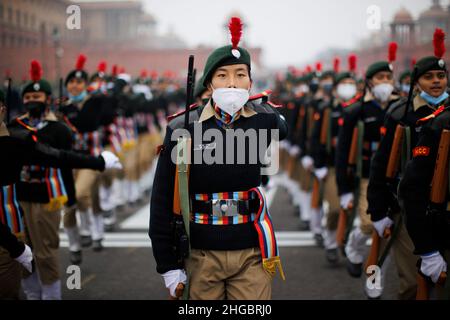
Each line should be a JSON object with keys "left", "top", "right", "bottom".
{"left": 142, "top": 0, "right": 431, "bottom": 67}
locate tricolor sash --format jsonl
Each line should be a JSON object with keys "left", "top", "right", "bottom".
{"left": 249, "top": 186, "right": 286, "bottom": 280}
{"left": 0, "top": 185, "right": 25, "bottom": 235}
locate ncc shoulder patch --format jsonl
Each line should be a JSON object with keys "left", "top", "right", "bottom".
{"left": 338, "top": 118, "right": 344, "bottom": 126}
{"left": 314, "top": 112, "right": 321, "bottom": 121}
{"left": 413, "top": 146, "right": 430, "bottom": 157}
{"left": 380, "top": 126, "right": 386, "bottom": 136}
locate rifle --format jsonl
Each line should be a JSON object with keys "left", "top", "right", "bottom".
{"left": 386, "top": 125, "right": 405, "bottom": 178}
{"left": 414, "top": 129, "right": 450, "bottom": 299}
{"left": 336, "top": 126, "right": 359, "bottom": 248}
{"left": 172, "top": 55, "right": 195, "bottom": 300}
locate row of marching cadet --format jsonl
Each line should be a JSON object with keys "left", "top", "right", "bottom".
{"left": 272, "top": 28, "right": 449, "bottom": 300}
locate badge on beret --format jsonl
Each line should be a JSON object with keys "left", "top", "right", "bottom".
{"left": 76, "top": 71, "right": 82, "bottom": 78}
{"left": 439, "top": 59, "right": 445, "bottom": 68}
{"left": 33, "top": 83, "right": 40, "bottom": 91}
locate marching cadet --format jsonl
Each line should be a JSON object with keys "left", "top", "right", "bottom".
{"left": 366, "top": 29, "right": 448, "bottom": 300}
{"left": 335, "top": 43, "right": 400, "bottom": 278}
{"left": 150, "top": 17, "right": 288, "bottom": 300}
{"left": 58, "top": 54, "right": 109, "bottom": 252}
{"left": 0, "top": 88, "right": 121, "bottom": 299}
{"left": 397, "top": 28, "right": 449, "bottom": 300}
{"left": 310, "top": 55, "right": 360, "bottom": 264}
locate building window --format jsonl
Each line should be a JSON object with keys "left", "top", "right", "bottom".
{"left": 8, "top": 7, "right": 12, "bottom": 23}
{"left": 16, "top": 10, "right": 21, "bottom": 27}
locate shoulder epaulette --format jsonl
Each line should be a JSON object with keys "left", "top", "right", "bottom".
{"left": 416, "top": 105, "right": 446, "bottom": 126}
{"left": 166, "top": 103, "right": 199, "bottom": 122}
{"left": 341, "top": 93, "right": 363, "bottom": 108}
{"left": 248, "top": 90, "right": 272, "bottom": 102}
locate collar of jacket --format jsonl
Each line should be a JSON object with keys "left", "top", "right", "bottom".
{"left": 413, "top": 94, "right": 442, "bottom": 112}
{"left": 363, "top": 90, "right": 399, "bottom": 104}
{"left": 198, "top": 100, "right": 257, "bottom": 123}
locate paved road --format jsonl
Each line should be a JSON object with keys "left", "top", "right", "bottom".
{"left": 58, "top": 179, "right": 400, "bottom": 300}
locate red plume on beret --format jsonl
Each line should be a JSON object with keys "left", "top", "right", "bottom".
{"left": 140, "top": 69, "right": 148, "bottom": 78}
{"left": 433, "top": 28, "right": 446, "bottom": 59}
{"left": 315, "top": 62, "right": 322, "bottom": 72}
{"left": 348, "top": 54, "right": 357, "bottom": 73}
{"left": 119, "top": 67, "right": 125, "bottom": 74}
{"left": 76, "top": 54, "right": 87, "bottom": 71}
{"left": 306, "top": 65, "right": 312, "bottom": 73}
{"left": 411, "top": 58, "right": 416, "bottom": 69}
{"left": 30, "top": 60, "right": 42, "bottom": 82}
{"left": 229, "top": 17, "right": 243, "bottom": 50}
{"left": 112, "top": 65, "right": 118, "bottom": 77}
{"left": 388, "top": 42, "right": 398, "bottom": 63}
{"left": 97, "top": 61, "right": 107, "bottom": 73}
{"left": 150, "top": 70, "right": 158, "bottom": 79}
{"left": 333, "top": 57, "right": 340, "bottom": 73}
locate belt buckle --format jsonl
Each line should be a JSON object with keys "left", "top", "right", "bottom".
{"left": 211, "top": 199, "right": 238, "bottom": 217}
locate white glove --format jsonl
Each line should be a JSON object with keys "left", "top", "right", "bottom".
{"left": 372, "top": 216, "right": 394, "bottom": 238}
{"left": 162, "top": 269, "right": 187, "bottom": 298}
{"left": 340, "top": 192, "right": 354, "bottom": 209}
{"left": 101, "top": 151, "right": 122, "bottom": 170}
{"left": 301, "top": 156, "right": 314, "bottom": 170}
{"left": 314, "top": 167, "right": 328, "bottom": 180}
{"left": 289, "top": 145, "right": 300, "bottom": 157}
{"left": 420, "top": 252, "right": 447, "bottom": 284}
{"left": 15, "top": 244, "right": 33, "bottom": 273}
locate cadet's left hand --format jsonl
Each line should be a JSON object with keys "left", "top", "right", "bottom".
{"left": 420, "top": 252, "right": 447, "bottom": 284}
{"left": 373, "top": 216, "right": 393, "bottom": 238}
{"left": 314, "top": 167, "right": 328, "bottom": 180}
{"left": 101, "top": 151, "right": 122, "bottom": 170}
{"left": 15, "top": 244, "right": 33, "bottom": 273}
{"left": 162, "top": 269, "right": 187, "bottom": 299}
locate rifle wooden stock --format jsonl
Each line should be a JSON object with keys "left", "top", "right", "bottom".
{"left": 416, "top": 272, "right": 447, "bottom": 300}
{"left": 430, "top": 130, "right": 450, "bottom": 203}
{"left": 365, "top": 230, "right": 380, "bottom": 274}
{"left": 336, "top": 208, "right": 348, "bottom": 247}
{"left": 386, "top": 125, "right": 405, "bottom": 178}
{"left": 286, "top": 155, "right": 295, "bottom": 178}
{"left": 416, "top": 273, "right": 429, "bottom": 300}
{"left": 320, "top": 108, "right": 330, "bottom": 145}
{"left": 348, "top": 126, "right": 359, "bottom": 166}
{"left": 311, "top": 177, "right": 321, "bottom": 209}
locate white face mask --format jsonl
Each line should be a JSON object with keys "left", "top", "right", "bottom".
{"left": 372, "top": 83, "right": 394, "bottom": 103}
{"left": 337, "top": 83, "right": 357, "bottom": 101}
{"left": 212, "top": 87, "right": 250, "bottom": 116}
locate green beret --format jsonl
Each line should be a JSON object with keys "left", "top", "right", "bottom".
{"left": 414, "top": 56, "right": 447, "bottom": 80}
{"left": 65, "top": 70, "right": 89, "bottom": 86}
{"left": 22, "top": 79, "right": 52, "bottom": 97}
{"left": 335, "top": 72, "right": 355, "bottom": 84}
{"left": 320, "top": 70, "right": 335, "bottom": 81}
{"left": 399, "top": 70, "right": 411, "bottom": 82}
{"left": 365, "top": 61, "right": 393, "bottom": 79}
{"left": 202, "top": 45, "right": 251, "bottom": 87}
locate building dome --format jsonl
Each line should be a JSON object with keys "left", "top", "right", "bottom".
{"left": 393, "top": 7, "right": 414, "bottom": 24}
{"left": 419, "top": 0, "right": 448, "bottom": 20}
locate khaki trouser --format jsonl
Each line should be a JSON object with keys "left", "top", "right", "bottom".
{"left": 186, "top": 248, "right": 272, "bottom": 300}
{"left": 122, "top": 145, "right": 139, "bottom": 181}
{"left": 74, "top": 169, "right": 101, "bottom": 212}
{"left": 390, "top": 215, "right": 418, "bottom": 300}
{"left": 0, "top": 246, "right": 22, "bottom": 299}
{"left": 298, "top": 163, "right": 313, "bottom": 192}
{"left": 359, "top": 179, "right": 418, "bottom": 299}
{"left": 324, "top": 168, "right": 340, "bottom": 230}
{"left": 358, "top": 178, "right": 373, "bottom": 235}
{"left": 20, "top": 201, "right": 61, "bottom": 285}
